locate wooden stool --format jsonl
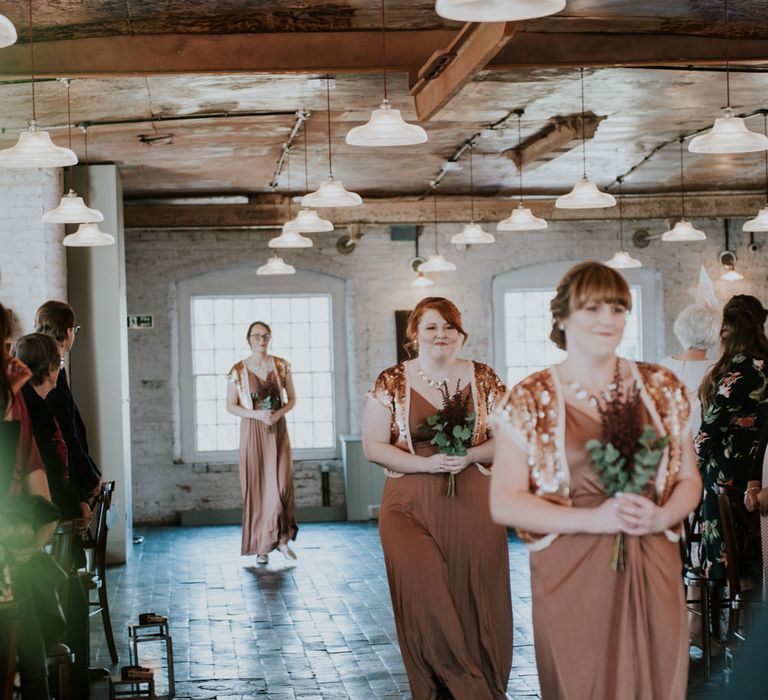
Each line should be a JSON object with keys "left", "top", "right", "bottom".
{"left": 108, "top": 675, "right": 155, "bottom": 699}
{"left": 127, "top": 621, "right": 174, "bottom": 698}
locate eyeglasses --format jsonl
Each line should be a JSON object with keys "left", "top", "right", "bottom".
{"left": 73, "top": 325, "right": 81, "bottom": 336}
{"left": 249, "top": 333, "right": 271, "bottom": 341}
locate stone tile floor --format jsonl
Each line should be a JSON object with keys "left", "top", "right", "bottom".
{"left": 90, "top": 523, "right": 732, "bottom": 699}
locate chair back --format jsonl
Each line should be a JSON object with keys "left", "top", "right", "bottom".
{"left": 717, "top": 487, "right": 742, "bottom": 596}
{"left": 681, "top": 505, "right": 702, "bottom": 569}
{"left": 84, "top": 481, "right": 115, "bottom": 575}
{"left": 49, "top": 519, "right": 77, "bottom": 574}
{"left": 717, "top": 485, "right": 761, "bottom": 596}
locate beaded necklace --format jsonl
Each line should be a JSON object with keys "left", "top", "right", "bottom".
{"left": 415, "top": 361, "right": 449, "bottom": 389}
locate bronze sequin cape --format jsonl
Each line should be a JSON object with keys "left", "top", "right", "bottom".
{"left": 491, "top": 361, "right": 690, "bottom": 550}
{"left": 227, "top": 356, "right": 291, "bottom": 409}
{"left": 367, "top": 361, "right": 506, "bottom": 477}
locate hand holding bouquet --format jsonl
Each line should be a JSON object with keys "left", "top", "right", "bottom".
{"left": 421, "top": 380, "right": 476, "bottom": 497}
{"left": 585, "top": 365, "right": 668, "bottom": 571}
{"left": 250, "top": 376, "right": 283, "bottom": 426}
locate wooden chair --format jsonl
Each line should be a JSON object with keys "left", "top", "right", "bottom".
{"left": 716, "top": 485, "right": 763, "bottom": 649}
{"left": 48, "top": 520, "right": 79, "bottom": 700}
{"left": 82, "top": 481, "right": 118, "bottom": 664}
{"left": 0, "top": 601, "right": 21, "bottom": 700}
{"left": 682, "top": 505, "right": 729, "bottom": 680}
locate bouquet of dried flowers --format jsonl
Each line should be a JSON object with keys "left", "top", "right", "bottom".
{"left": 585, "top": 365, "right": 669, "bottom": 571}
{"left": 421, "top": 380, "right": 475, "bottom": 497}
{"left": 251, "top": 376, "right": 283, "bottom": 412}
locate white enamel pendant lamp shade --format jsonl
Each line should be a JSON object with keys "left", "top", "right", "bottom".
{"left": 435, "top": 0, "right": 566, "bottom": 22}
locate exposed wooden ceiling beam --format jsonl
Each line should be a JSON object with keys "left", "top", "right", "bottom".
{"left": 1, "top": 31, "right": 767, "bottom": 79}
{"left": 491, "top": 32, "right": 768, "bottom": 69}
{"left": 505, "top": 113, "right": 605, "bottom": 171}
{"left": 410, "top": 21, "right": 515, "bottom": 121}
{"left": 0, "top": 31, "right": 456, "bottom": 78}
{"left": 123, "top": 193, "right": 766, "bottom": 229}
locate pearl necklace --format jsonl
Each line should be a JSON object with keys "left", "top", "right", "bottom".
{"left": 566, "top": 359, "right": 620, "bottom": 407}
{"left": 568, "top": 379, "right": 617, "bottom": 407}
{"left": 416, "top": 363, "right": 449, "bottom": 388}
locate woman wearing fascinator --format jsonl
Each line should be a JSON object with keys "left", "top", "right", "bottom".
{"left": 660, "top": 266, "right": 721, "bottom": 430}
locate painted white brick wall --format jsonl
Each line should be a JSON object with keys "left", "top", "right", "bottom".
{"left": 125, "top": 217, "right": 768, "bottom": 523}
{"left": 0, "top": 169, "right": 65, "bottom": 332}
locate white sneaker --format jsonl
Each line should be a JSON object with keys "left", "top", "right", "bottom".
{"left": 256, "top": 554, "right": 269, "bottom": 564}
{"left": 277, "top": 544, "right": 297, "bottom": 560}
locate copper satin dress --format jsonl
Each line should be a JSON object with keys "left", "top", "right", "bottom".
{"left": 239, "top": 370, "right": 297, "bottom": 556}
{"left": 378, "top": 386, "right": 513, "bottom": 700}
{"left": 529, "top": 401, "right": 689, "bottom": 700}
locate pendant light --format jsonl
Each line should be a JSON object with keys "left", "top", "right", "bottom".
{"left": 410, "top": 215, "right": 435, "bottom": 287}
{"left": 43, "top": 80, "right": 104, "bottom": 224}
{"left": 555, "top": 69, "right": 615, "bottom": 209}
{"left": 257, "top": 255, "right": 296, "bottom": 276}
{"left": 418, "top": 194, "right": 456, "bottom": 272}
{"left": 63, "top": 127, "right": 115, "bottom": 247}
{"left": 720, "top": 222, "right": 744, "bottom": 280}
{"left": 63, "top": 222, "right": 115, "bottom": 247}
{"left": 271, "top": 146, "right": 314, "bottom": 248}
{"left": 720, "top": 256, "right": 744, "bottom": 281}
{"left": 346, "top": 0, "right": 427, "bottom": 147}
{"left": 283, "top": 209, "right": 333, "bottom": 233}
{"left": 285, "top": 122, "right": 334, "bottom": 233}
{"left": 0, "top": 1, "right": 77, "bottom": 168}
{"left": 744, "top": 112, "right": 768, "bottom": 232}
{"left": 498, "top": 110, "right": 547, "bottom": 231}
{"left": 269, "top": 227, "right": 313, "bottom": 248}
{"left": 411, "top": 272, "right": 435, "bottom": 288}
{"left": 435, "top": 0, "right": 566, "bottom": 22}
{"left": 0, "top": 14, "right": 17, "bottom": 48}
{"left": 662, "top": 138, "right": 707, "bottom": 242}
{"left": 302, "top": 77, "right": 362, "bottom": 208}
{"left": 451, "top": 143, "right": 494, "bottom": 244}
{"left": 605, "top": 179, "right": 641, "bottom": 269}
{"left": 43, "top": 190, "right": 103, "bottom": 224}
{"left": 690, "top": 0, "right": 768, "bottom": 154}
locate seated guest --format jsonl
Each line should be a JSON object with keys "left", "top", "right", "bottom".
{"left": 14, "top": 333, "right": 81, "bottom": 522}
{"left": 35, "top": 301, "right": 102, "bottom": 503}
{"left": 13, "top": 332, "right": 93, "bottom": 697}
{"left": 0, "top": 303, "right": 63, "bottom": 700}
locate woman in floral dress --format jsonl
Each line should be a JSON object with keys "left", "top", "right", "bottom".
{"left": 696, "top": 294, "right": 768, "bottom": 578}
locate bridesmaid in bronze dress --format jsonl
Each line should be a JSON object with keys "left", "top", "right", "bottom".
{"left": 227, "top": 321, "right": 298, "bottom": 564}
{"left": 362, "top": 297, "right": 512, "bottom": 700}
{"left": 489, "top": 262, "right": 702, "bottom": 700}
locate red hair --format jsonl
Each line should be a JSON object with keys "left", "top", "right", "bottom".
{"left": 405, "top": 297, "right": 468, "bottom": 356}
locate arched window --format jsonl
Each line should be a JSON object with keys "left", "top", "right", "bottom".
{"left": 492, "top": 261, "right": 660, "bottom": 386}
{"left": 177, "top": 266, "right": 348, "bottom": 462}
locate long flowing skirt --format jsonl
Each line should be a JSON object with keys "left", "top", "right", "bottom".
{"left": 239, "top": 417, "right": 297, "bottom": 555}
{"left": 379, "top": 467, "right": 513, "bottom": 700}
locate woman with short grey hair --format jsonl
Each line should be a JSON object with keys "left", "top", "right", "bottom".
{"left": 660, "top": 269, "right": 721, "bottom": 429}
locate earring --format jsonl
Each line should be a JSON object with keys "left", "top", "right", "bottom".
{"left": 558, "top": 323, "right": 564, "bottom": 331}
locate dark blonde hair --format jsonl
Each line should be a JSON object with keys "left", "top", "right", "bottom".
{"left": 405, "top": 297, "right": 468, "bottom": 357}
{"left": 700, "top": 294, "right": 768, "bottom": 409}
{"left": 35, "top": 300, "right": 76, "bottom": 342}
{"left": 550, "top": 261, "right": 632, "bottom": 350}
{"left": 12, "top": 333, "right": 60, "bottom": 386}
